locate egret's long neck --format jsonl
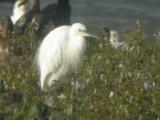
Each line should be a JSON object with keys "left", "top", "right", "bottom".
{"left": 67, "top": 34, "right": 86, "bottom": 67}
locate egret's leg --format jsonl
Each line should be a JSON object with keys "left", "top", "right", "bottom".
{"left": 40, "top": 67, "right": 51, "bottom": 91}
{"left": 40, "top": 72, "right": 47, "bottom": 91}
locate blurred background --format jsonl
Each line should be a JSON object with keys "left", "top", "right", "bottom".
{"left": 0, "top": 0, "right": 160, "bottom": 35}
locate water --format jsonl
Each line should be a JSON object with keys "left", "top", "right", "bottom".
{"left": 0, "top": 0, "right": 160, "bottom": 35}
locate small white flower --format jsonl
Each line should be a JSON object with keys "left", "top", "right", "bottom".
{"left": 71, "top": 81, "right": 85, "bottom": 90}
{"left": 109, "top": 91, "right": 114, "bottom": 98}
{"left": 130, "top": 46, "right": 135, "bottom": 51}
{"left": 137, "top": 73, "right": 140, "bottom": 78}
{"left": 118, "top": 63, "right": 123, "bottom": 68}
{"left": 153, "top": 30, "right": 160, "bottom": 41}
{"left": 57, "top": 93, "right": 66, "bottom": 99}
{"left": 100, "top": 74, "right": 104, "bottom": 80}
{"left": 94, "top": 89, "right": 97, "bottom": 94}
{"left": 99, "top": 43, "right": 103, "bottom": 49}
{"left": 143, "top": 82, "right": 149, "bottom": 90}
{"left": 128, "top": 72, "right": 132, "bottom": 77}
{"left": 98, "top": 55, "right": 102, "bottom": 60}
{"left": 152, "top": 82, "right": 155, "bottom": 87}
{"left": 86, "top": 79, "right": 90, "bottom": 84}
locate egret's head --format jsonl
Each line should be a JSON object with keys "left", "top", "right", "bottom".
{"left": 70, "top": 23, "right": 99, "bottom": 39}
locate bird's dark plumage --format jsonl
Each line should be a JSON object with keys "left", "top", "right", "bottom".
{"left": 14, "top": 0, "right": 71, "bottom": 39}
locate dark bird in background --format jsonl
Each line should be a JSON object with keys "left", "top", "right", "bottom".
{"left": 42, "top": 0, "right": 71, "bottom": 26}
{"left": 14, "top": 0, "right": 41, "bottom": 34}
{"left": 0, "top": 16, "right": 24, "bottom": 57}
{"left": 14, "top": 0, "right": 71, "bottom": 39}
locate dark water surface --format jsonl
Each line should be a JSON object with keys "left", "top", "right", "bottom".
{"left": 0, "top": 0, "right": 160, "bottom": 35}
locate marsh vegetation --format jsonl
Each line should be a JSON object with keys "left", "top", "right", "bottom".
{"left": 0, "top": 22, "right": 160, "bottom": 119}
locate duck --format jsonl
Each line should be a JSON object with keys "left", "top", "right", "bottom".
{"left": 10, "top": 0, "right": 30, "bottom": 25}
{"left": 14, "top": 0, "right": 71, "bottom": 39}
{"left": 109, "top": 30, "right": 129, "bottom": 50}
{"left": 42, "top": 0, "right": 71, "bottom": 26}
{"left": 0, "top": 16, "right": 24, "bottom": 57}
{"left": 38, "top": 0, "right": 71, "bottom": 37}
{"left": 14, "top": 0, "right": 40, "bottom": 34}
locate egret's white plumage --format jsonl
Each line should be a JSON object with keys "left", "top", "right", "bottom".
{"left": 36, "top": 23, "right": 96, "bottom": 91}
{"left": 109, "top": 30, "right": 128, "bottom": 50}
{"left": 10, "top": 0, "right": 30, "bottom": 24}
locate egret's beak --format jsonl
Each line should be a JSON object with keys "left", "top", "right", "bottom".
{"left": 18, "top": 0, "right": 28, "bottom": 7}
{"left": 81, "top": 30, "right": 100, "bottom": 39}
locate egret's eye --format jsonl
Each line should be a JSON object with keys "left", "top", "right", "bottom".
{"left": 79, "top": 29, "right": 84, "bottom": 32}
{"left": 80, "top": 29, "right": 88, "bottom": 33}
{"left": 78, "top": 29, "right": 82, "bottom": 31}
{"left": 113, "top": 33, "right": 116, "bottom": 37}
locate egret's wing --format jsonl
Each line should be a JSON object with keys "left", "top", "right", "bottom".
{"left": 37, "top": 26, "right": 69, "bottom": 73}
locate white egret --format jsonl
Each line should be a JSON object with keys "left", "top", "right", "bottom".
{"left": 109, "top": 30, "right": 128, "bottom": 50}
{"left": 36, "top": 23, "right": 98, "bottom": 91}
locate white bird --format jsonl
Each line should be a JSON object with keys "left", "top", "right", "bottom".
{"left": 36, "top": 23, "right": 98, "bottom": 91}
{"left": 10, "top": 0, "right": 30, "bottom": 24}
{"left": 109, "top": 30, "right": 128, "bottom": 50}
{"left": 153, "top": 30, "right": 160, "bottom": 41}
